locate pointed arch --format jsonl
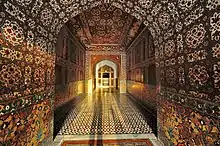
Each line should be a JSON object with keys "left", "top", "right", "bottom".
{"left": 95, "top": 60, "right": 118, "bottom": 78}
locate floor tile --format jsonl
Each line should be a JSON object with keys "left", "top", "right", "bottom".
{"left": 56, "top": 90, "right": 153, "bottom": 135}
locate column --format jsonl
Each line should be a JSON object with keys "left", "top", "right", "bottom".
{"left": 120, "top": 52, "right": 127, "bottom": 93}
{"left": 85, "top": 51, "right": 92, "bottom": 93}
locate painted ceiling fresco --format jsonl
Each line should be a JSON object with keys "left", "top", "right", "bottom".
{"left": 66, "top": 15, "right": 90, "bottom": 47}
{"left": 87, "top": 45, "right": 124, "bottom": 51}
{"left": 122, "top": 19, "right": 145, "bottom": 48}
{"left": 85, "top": 4, "right": 130, "bottom": 44}
{"left": 66, "top": 4, "right": 145, "bottom": 50}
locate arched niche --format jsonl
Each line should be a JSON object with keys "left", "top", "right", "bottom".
{"left": 94, "top": 60, "right": 118, "bottom": 89}
{"left": 95, "top": 60, "right": 117, "bottom": 79}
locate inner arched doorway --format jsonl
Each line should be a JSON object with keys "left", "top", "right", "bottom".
{"left": 94, "top": 60, "right": 118, "bottom": 89}
{"left": 97, "top": 66, "right": 114, "bottom": 88}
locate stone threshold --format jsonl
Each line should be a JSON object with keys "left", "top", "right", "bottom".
{"left": 53, "top": 133, "right": 163, "bottom": 146}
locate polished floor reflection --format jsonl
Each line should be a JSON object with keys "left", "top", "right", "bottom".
{"left": 56, "top": 88, "right": 153, "bottom": 136}
{"left": 57, "top": 88, "right": 153, "bottom": 135}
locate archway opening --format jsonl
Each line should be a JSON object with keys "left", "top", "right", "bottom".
{"left": 97, "top": 66, "right": 115, "bottom": 88}
{"left": 94, "top": 60, "right": 118, "bottom": 90}
{"left": 53, "top": 3, "right": 159, "bottom": 141}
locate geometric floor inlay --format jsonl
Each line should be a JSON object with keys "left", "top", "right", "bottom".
{"left": 57, "top": 88, "right": 153, "bottom": 135}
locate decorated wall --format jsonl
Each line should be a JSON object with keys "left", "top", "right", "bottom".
{"left": 53, "top": 24, "right": 85, "bottom": 136}
{"left": 55, "top": 25, "right": 85, "bottom": 108}
{"left": 155, "top": 1, "right": 220, "bottom": 144}
{"left": 158, "top": 97, "right": 219, "bottom": 145}
{"left": 126, "top": 28, "right": 157, "bottom": 113}
{"left": 0, "top": 18, "right": 55, "bottom": 146}
{"left": 0, "top": 0, "right": 219, "bottom": 145}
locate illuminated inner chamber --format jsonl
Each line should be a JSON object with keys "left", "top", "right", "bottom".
{"left": 97, "top": 65, "right": 115, "bottom": 88}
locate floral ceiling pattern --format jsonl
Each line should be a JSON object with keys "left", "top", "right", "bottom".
{"left": 85, "top": 4, "right": 130, "bottom": 44}
{"left": 66, "top": 4, "right": 145, "bottom": 50}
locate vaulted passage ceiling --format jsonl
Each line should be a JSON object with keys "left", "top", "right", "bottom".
{"left": 66, "top": 4, "right": 145, "bottom": 51}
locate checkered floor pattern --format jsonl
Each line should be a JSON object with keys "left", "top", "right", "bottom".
{"left": 57, "top": 91, "right": 153, "bottom": 135}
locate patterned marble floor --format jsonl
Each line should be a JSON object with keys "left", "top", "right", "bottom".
{"left": 56, "top": 88, "right": 153, "bottom": 135}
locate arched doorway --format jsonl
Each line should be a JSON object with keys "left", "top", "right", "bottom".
{"left": 94, "top": 60, "right": 118, "bottom": 89}
{"left": 97, "top": 65, "right": 115, "bottom": 88}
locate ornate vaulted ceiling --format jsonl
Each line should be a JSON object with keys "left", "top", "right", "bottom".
{"left": 66, "top": 4, "right": 145, "bottom": 51}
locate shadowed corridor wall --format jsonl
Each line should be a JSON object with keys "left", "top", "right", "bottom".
{"left": 55, "top": 25, "right": 85, "bottom": 108}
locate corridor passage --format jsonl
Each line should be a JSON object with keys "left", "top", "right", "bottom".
{"left": 57, "top": 88, "right": 153, "bottom": 136}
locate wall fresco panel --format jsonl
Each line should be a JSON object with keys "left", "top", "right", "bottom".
{"left": 158, "top": 98, "right": 220, "bottom": 146}
{"left": 0, "top": 100, "right": 52, "bottom": 146}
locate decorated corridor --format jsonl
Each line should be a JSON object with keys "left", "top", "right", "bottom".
{"left": 0, "top": 0, "right": 219, "bottom": 146}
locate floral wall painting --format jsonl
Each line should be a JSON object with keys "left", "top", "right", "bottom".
{"left": 159, "top": 99, "right": 219, "bottom": 146}
{"left": 55, "top": 25, "right": 85, "bottom": 108}
{"left": 0, "top": 0, "right": 219, "bottom": 145}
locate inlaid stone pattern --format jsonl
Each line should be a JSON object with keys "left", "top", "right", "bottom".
{"left": 56, "top": 92, "right": 153, "bottom": 135}
{"left": 65, "top": 4, "right": 145, "bottom": 48}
